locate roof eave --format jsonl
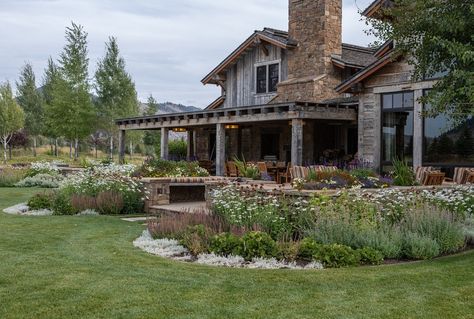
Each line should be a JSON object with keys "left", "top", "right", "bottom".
{"left": 201, "top": 32, "right": 292, "bottom": 85}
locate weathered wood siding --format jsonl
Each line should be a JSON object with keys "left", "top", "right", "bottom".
{"left": 223, "top": 44, "right": 288, "bottom": 108}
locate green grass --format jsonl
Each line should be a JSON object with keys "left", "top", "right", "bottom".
{"left": 0, "top": 188, "right": 473, "bottom": 318}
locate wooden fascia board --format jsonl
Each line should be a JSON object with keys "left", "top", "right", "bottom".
{"left": 201, "top": 33, "right": 289, "bottom": 85}
{"left": 335, "top": 51, "right": 397, "bottom": 93}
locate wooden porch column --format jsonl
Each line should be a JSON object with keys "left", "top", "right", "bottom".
{"left": 186, "top": 130, "right": 194, "bottom": 161}
{"left": 118, "top": 129, "right": 126, "bottom": 164}
{"left": 160, "top": 128, "right": 169, "bottom": 160}
{"left": 216, "top": 123, "right": 226, "bottom": 176}
{"left": 291, "top": 119, "right": 304, "bottom": 166}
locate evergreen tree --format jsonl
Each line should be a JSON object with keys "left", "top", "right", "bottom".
{"left": 437, "top": 134, "right": 454, "bottom": 155}
{"left": 95, "top": 36, "right": 138, "bottom": 160}
{"left": 455, "top": 126, "right": 474, "bottom": 158}
{"left": 16, "top": 62, "right": 44, "bottom": 156}
{"left": 0, "top": 82, "right": 25, "bottom": 163}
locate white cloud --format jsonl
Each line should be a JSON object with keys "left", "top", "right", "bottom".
{"left": 0, "top": 0, "right": 377, "bottom": 108}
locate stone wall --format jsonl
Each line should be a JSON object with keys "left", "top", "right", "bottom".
{"left": 275, "top": 0, "right": 342, "bottom": 103}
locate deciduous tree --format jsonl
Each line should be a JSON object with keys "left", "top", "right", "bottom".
{"left": 0, "top": 82, "right": 25, "bottom": 163}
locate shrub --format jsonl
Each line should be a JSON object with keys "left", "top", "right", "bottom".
{"left": 134, "top": 158, "right": 209, "bottom": 178}
{"left": 25, "top": 162, "right": 60, "bottom": 177}
{"left": 15, "top": 173, "right": 63, "bottom": 188}
{"left": 350, "top": 168, "right": 377, "bottom": 179}
{"left": 298, "top": 238, "right": 320, "bottom": 261}
{"left": 313, "top": 243, "right": 360, "bottom": 268}
{"left": 356, "top": 247, "right": 384, "bottom": 265}
{"left": 405, "top": 211, "right": 465, "bottom": 254}
{"left": 241, "top": 231, "right": 278, "bottom": 261}
{"left": 180, "top": 225, "right": 213, "bottom": 255}
{"left": 168, "top": 140, "right": 187, "bottom": 161}
{"left": 392, "top": 158, "right": 416, "bottom": 186}
{"left": 277, "top": 241, "right": 301, "bottom": 262}
{"left": 403, "top": 232, "right": 440, "bottom": 260}
{"left": 233, "top": 158, "right": 260, "bottom": 179}
{"left": 52, "top": 192, "right": 77, "bottom": 215}
{"left": 0, "top": 168, "right": 26, "bottom": 187}
{"left": 148, "top": 212, "right": 230, "bottom": 240}
{"left": 28, "top": 193, "right": 53, "bottom": 210}
{"left": 96, "top": 191, "right": 124, "bottom": 215}
{"left": 210, "top": 233, "right": 243, "bottom": 257}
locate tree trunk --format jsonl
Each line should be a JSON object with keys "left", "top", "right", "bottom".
{"left": 69, "top": 141, "right": 73, "bottom": 159}
{"left": 3, "top": 140, "right": 7, "bottom": 164}
{"left": 54, "top": 139, "right": 58, "bottom": 157}
{"left": 95, "top": 144, "right": 98, "bottom": 159}
{"left": 129, "top": 141, "right": 133, "bottom": 160}
{"left": 74, "top": 138, "right": 79, "bottom": 161}
{"left": 8, "top": 145, "right": 12, "bottom": 160}
{"left": 50, "top": 138, "right": 54, "bottom": 154}
{"left": 33, "top": 136, "right": 37, "bottom": 157}
{"left": 109, "top": 135, "right": 114, "bottom": 161}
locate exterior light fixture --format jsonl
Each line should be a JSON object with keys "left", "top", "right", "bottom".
{"left": 225, "top": 124, "right": 239, "bottom": 129}
{"left": 172, "top": 128, "right": 187, "bottom": 132}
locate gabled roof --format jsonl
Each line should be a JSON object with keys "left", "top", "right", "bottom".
{"left": 201, "top": 28, "right": 296, "bottom": 85}
{"left": 335, "top": 48, "right": 398, "bottom": 93}
{"left": 331, "top": 43, "right": 377, "bottom": 69}
{"left": 204, "top": 95, "right": 225, "bottom": 110}
{"left": 362, "top": 0, "right": 393, "bottom": 19}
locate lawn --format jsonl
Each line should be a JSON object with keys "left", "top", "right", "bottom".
{"left": 0, "top": 188, "right": 473, "bottom": 319}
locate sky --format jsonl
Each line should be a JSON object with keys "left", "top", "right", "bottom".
{"left": 0, "top": 0, "right": 376, "bottom": 109}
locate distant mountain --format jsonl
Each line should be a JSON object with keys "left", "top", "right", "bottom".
{"left": 139, "top": 101, "right": 201, "bottom": 115}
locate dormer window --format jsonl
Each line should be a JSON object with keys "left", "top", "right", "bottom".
{"left": 256, "top": 62, "right": 280, "bottom": 94}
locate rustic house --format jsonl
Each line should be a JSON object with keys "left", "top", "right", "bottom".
{"left": 116, "top": 0, "right": 474, "bottom": 176}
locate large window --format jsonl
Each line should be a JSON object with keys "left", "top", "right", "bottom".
{"left": 382, "top": 91, "right": 414, "bottom": 164}
{"left": 423, "top": 94, "right": 474, "bottom": 165}
{"left": 256, "top": 62, "right": 279, "bottom": 94}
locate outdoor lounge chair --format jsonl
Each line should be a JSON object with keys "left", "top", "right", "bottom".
{"left": 310, "top": 165, "right": 338, "bottom": 172}
{"left": 466, "top": 172, "right": 474, "bottom": 184}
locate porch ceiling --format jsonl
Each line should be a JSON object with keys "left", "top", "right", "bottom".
{"left": 116, "top": 102, "right": 357, "bottom": 131}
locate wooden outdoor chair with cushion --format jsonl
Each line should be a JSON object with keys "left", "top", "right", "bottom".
{"left": 226, "top": 161, "right": 239, "bottom": 177}
{"left": 421, "top": 171, "right": 445, "bottom": 186}
{"left": 257, "top": 162, "right": 268, "bottom": 174}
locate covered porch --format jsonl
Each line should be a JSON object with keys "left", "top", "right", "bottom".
{"left": 116, "top": 102, "right": 357, "bottom": 176}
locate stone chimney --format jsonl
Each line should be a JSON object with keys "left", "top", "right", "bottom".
{"left": 276, "top": 0, "right": 342, "bottom": 102}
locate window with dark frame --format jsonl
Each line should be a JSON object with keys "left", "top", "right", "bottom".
{"left": 381, "top": 91, "right": 415, "bottom": 166}
{"left": 256, "top": 63, "right": 279, "bottom": 94}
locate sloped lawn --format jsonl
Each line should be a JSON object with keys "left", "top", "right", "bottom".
{"left": 0, "top": 188, "right": 473, "bottom": 319}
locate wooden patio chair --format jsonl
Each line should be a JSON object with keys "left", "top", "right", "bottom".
{"left": 415, "top": 166, "right": 434, "bottom": 184}
{"left": 257, "top": 162, "right": 268, "bottom": 174}
{"left": 290, "top": 166, "right": 309, "bottom": 180}
{"left": 226, "top": 161, "right": 239, "bottom": 177}
{"left": 421, "top": 171, "right": 445, "bottom": 186}
{"left": 453, "top": 167, "right": 474, "bottom": 184}
{"left": 277, "top": 163, "right": 292, "bottom": 184}
{"left": 466, "top": 172, "right": 474, "bottom": 184}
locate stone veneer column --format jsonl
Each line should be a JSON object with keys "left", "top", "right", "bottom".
{"left": 118, "top": 130, "right": 126, "bottom": 164}
{"left": 413, "top": 90, "right": 424, "bottom": 169}
{"left": 291, "top": 119, "right": 304, "bottom": 166}
{"left": 215, "top": 124, "right": 226, "bottom": 176}
{"left": 160, "top": 128, "right": 169, "bottom": 160}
